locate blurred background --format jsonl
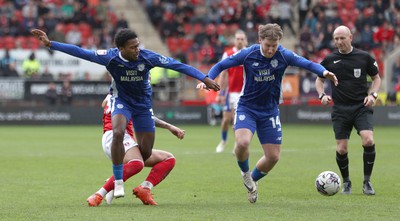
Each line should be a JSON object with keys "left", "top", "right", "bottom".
{"left": 0, "top": 0, "right": 399, "bottom": 125}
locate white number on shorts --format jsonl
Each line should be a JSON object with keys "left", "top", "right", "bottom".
{"left": 269, "top": 116, "right": 281, "bottom": 128}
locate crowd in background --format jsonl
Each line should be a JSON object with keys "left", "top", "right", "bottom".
{"left": 1, "top": 0, "right": 400, "bottom": 101}
{"left": 140, "top": 0, "right": 400, "bottom": 96}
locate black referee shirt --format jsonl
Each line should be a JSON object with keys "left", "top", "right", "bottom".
{"left": 321, "top": 48, "right": 379, "bottom": 105}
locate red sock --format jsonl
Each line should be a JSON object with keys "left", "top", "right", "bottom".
{"left": 146, "top": 157, "right": 176, "bottom": 187}
{"left": 103, "top": 160, "right": 144, "bottom": 192}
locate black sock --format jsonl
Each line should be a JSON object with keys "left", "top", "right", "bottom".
{"left": 336, "top": 151, "right": 349, "bottom": 182}
{"left": 363, "top": 144, "right": 376, "bottom": 181}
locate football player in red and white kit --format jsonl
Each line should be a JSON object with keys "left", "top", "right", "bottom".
{"left": 215, "top": 30, "right": 248, "bottom": 153}
{"left": 87, "top": 94, "right": 185, "bottom": 206}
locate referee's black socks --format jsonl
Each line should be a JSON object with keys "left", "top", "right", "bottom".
{"left": 363, "top": 144, "right": 376, "bottom": 181}
{"left": 336, "top": 151, "right": 350, "bottom": 182}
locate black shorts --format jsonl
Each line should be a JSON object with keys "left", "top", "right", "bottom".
{"left": 331, "top": 104, "right": 374, "bottom": 140}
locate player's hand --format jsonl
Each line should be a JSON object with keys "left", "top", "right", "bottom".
{"left": 169, "top": 126, "right": 185, "bottom": 140}
{"left": 196, "top": 82, "right": 208, "bottom": 90}
{"left": 31, "top": 29, "right": 51, "bottom": 47}
{"left": 323, "top": 71, "right": 338, "bottom": 86}
{"left": 202, "top": 77, "right": 220, "bottom": 92}
{"left": 320, "top": 95, "right": 332, "bottom": 105}
{"left": 364, "top": 95, "right": 376, "bottom": 107}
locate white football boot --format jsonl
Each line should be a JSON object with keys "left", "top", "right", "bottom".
{"left": 242, "top": 171, "right": 258, "bottom": 203}
{"left": 215, "top": 140, "right": 226, "bottom": 153}
{"left": 114, "top": 180, "right": 125, "bottom": 198}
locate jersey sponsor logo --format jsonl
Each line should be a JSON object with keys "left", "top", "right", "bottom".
{"left": 137, "top": 64, "right": 145, "bottom": 71}
{"left": 354, "top": 69, "right": 361, "bottom": 78}
{"left": 117, "top": 104, "right": 124, "bottom": 109}
{"left": 95, "top": 50, "right": 107, "bottom": 55}
{"left": 258, "top": 69, "right": 270, "bottom": 75}
{"left": 122, "top": 70, "right": 143, "bottom": 81}
{"left": 158, "top": 56, "right": 169, "bottom": 64}
{"left": 270, "top": 59, "right": 278, "bottom": 68}
{"left": 255, "top": 75, "right": 275, "bottom": 82}
{"left": 252, "top": 62, "right": 259, "bottom": 66}
{"left": 333, "top": 60, "right": 341, "bottom": 64}
{"left": 238, "top": 114, "right": 246, "bottom": 121}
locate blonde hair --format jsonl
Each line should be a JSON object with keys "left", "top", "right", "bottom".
{"left": 258, "top": 23, "right": 283, "bottom": 41}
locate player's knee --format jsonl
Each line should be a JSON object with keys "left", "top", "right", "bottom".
{"left": 112, "top": 130, "right": 124, "bottom": 140}
{"left": 142, "top": 150, "right": 152, "bottom": 161}
{"left": 268, "top": 154, "right": 280, "bottom": 164}
{"left": 363, "top": 138, "right": 374, "bottom": 147}
{"left": 236, "top": 140, "right": 251, "bottom": 150}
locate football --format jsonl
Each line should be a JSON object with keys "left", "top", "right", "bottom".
{"left": 315, "top": 171, "right": 341, "bottom": 196}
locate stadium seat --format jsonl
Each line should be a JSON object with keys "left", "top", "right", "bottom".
{"left": 3, "top": 36, "right": 15, "bottom": 50}
{"left": 166, "top": 37, "right": 180, "bottom": 53}
{"left": 184, "top": 23, "right": 192, "bottom": 35}
{"left": 16, "top": 36, "right": 29, "bottom": 49}
{"left": 179, "top": 38, "right": 193, "bottom": 52}
{"left": 28, "top": 36, "right": 41, "bottom": 49}
{"left": 78, "top": 22, "right": 92, "bottom": 38}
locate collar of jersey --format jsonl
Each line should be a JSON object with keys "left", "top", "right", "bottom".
{"left": 119, "top": 51, "right": 129, "bottom": 62}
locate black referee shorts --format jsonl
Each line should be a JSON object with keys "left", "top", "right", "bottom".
{"left": 331, "top": 104, "right": 374, "bottom": 140}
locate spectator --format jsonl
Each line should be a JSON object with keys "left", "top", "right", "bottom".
{"left": 278, "top": 0, "right": 296, "bottom": 36}
{"left": 4, "top": 63, "right": 20, "bottom": 78}
{"left": 392, "top": 56, "right": 400, "bottom": 89}
{"left": 65, "top": 25, "right": 82, "bottom": 46}
{"left": 22, "top": 52, "right": 41, "bottom": 79}
{"left": 146, "top": 0, "right": 164, "bottom": 28}
{"left": 0, "top": 49, "right": 15, "bottom": 76}
{"left": 116, "top": 12, "right": 129, "bottom": 30}
{"left": 49, "top": 23, "right": 66, "bottom": 43}
{"left": 60, "top": 80, "right": 73, "bottom": 105}
{"left": 45, "top": 82, "right": 58, "bottom": 106}
{"left": 40, "top": 67, "right": 54, "bottom": 81}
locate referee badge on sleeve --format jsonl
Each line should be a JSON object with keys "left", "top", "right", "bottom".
{"left": 354, "top": 69, "right": 361, "bottom": 78}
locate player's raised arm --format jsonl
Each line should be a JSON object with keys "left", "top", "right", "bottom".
{"left": 31, "top": 29, "right": 110, "bottom": 65}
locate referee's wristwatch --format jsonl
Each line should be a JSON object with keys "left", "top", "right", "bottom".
{"left": 370, "top": 92, "right": 378, "bottom": 100}
{"left": 319, "top": 92, "right": 326, "bottom": 100}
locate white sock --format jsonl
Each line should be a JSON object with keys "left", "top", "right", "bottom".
{"left": 141, "top": 181, "right": 154, "bottom": 189}
{"left": 96, "top": 187, "right": 107, "bottom": 197}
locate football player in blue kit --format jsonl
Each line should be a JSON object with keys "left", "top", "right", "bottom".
{"left": 31, "top": 28, "right": 220, "bottom": 199}
{"left": 198, "top": 23, "right": 338, "bottom": 203}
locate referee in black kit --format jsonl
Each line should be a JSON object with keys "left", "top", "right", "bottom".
{"left": 315, "top": 25, "right": 381, "bottom": 196}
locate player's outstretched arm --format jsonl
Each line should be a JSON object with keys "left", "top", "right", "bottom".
{"left": 323, "top": 71, "right": 338, "bottom": 86}
{"left": 31, "top": 29, "right": 51, "bottom": 48}
{"left": 202, "top": 76, "right": 220, "bottom": 92}
{"left": 154, "top": 117, "right": 185, "bottom": 139}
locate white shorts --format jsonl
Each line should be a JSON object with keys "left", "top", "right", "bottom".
{"left": 228, "top": 92, "right": 240, "bottom": 110}
{"left": 101, "top": 130, "right": 138, "bottom": 160}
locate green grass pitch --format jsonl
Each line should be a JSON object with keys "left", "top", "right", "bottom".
{"left": 0, "top": 124, "right": 399, "bottom": 221}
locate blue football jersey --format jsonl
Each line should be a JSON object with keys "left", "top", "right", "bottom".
{"left": 208, "top": 44, "right": 326, "bottom": 111}
{"left": 50, "top": 41, "right": 207, "bottom": 110}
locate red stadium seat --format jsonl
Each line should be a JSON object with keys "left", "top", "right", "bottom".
{"left": 78, "top": 22, "right": 92, "bottom": 38}
{"left": 179, "top": 38, "right": 193, "bottom": 52}
{"left": 28, "top": 36, "right": 41, "bottom": 49}
{"left": 184, "top": 23, "right": 192, "bottom": 35}
{"left": 3, "top": 36, "right": 15, "bottom": 49}
{"left": 0, "top": 36, "right": 4, "bottom": 49}
{"left": 16, "top": 36, "right": 28, "bottom": 49}
{"left": 166, "top": 37, "right": 180, "bottom": 53}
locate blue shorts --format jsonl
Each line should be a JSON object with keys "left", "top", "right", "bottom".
{"left": 111, "top": 97, "right": 155, "bottom": 132}
{"left": 234, "top": 105, "right": 282, "bottom": 144}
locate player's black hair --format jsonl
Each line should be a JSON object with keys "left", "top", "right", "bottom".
{"left": 114, "top": 28, "right": 138, "bottom": 48}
